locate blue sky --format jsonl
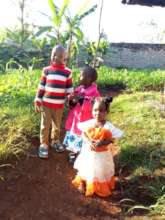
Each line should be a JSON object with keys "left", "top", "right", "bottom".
{"left": 0, "top": 0, "right": 165, "bottom": 43}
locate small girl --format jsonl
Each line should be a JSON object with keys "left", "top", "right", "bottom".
{"left": 72, "top": 97, "right": 123, "bottom": 197}
{"left": 63, "top": 67, "right": 100, "bottom": 163}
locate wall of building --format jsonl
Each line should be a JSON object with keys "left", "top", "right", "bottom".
{"left": 103, "top": 43, "right": 165, "bottom": 69}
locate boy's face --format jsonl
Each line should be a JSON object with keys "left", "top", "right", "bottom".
{"left": 57, "top": 51, "right": 67, "bottom": 63}
{"left": 52, "top": 49, "right": 67, "bottom": 63}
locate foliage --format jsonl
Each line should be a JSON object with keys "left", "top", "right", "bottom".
{"left": 84, "top": 37, "right": 109, "bottom": 66}
{"left": 0, "top": 1, "right": 98, "bottom": 69}
{"left": 0, "top": 29, "right": 7, "bottom": 43}
{"left": 109, "top": 92, "right": 165, "bottom": 216}
{"left": 6, "top": 0, "right": 32, "bottom": 46}
{"left": 0, "top": 43, "right": 51, "bottom": 71}
{"left": 41, "top": 0, "right": 97, "bottom": 65}
{"left": 97, "top": 67, "right": 165, "bottom": 91}
{"left": 0, "top": 68, "right": 40, "bottom": 161}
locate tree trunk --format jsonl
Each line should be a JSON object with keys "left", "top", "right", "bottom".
{"left": 92, "top": 0, "right": 104, "bottom": 68}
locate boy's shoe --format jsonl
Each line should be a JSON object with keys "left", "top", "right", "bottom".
{"left": 51, "top": 141, "right": 65, "bottom": 153}
{"left": 38, "top": 144, "right": 48, "bottom": 159}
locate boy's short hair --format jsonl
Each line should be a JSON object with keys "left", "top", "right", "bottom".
{"left": 83, "top": 66, "right": 98, "bottom": 82}
{"left": 51, "top": 45, "right": 66, "bottom": 62}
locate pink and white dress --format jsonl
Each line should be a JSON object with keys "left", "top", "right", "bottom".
{"left": 63, "top": 83, "right": 100, "bottom": 153}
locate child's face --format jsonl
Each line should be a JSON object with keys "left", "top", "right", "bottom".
{"left": 92, "top": 102, "right": 107, "bottom": 122}
{"left": 52, "top": 50, "right": 67, "bottom": 63}
{"left": 79, "top": 71, "right": 91, "bottom": 87}
{"left": 57, "top": 51, "right": 67, "bottom": 63}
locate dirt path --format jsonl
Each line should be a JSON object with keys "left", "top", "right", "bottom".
{"left": 0, "top": 147, "right": 124, "bottom": 220}
{"left": 0, "top": 90, "right": 149, "bottom": 220}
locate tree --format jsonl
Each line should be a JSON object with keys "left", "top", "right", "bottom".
{"left": 92, "top": 0, "right": 104, "bottom": 68}
{"left": 8, "top": 0, "right": 32, "bottom": 46}
{"left": 65, "top": 3, "right": 97, "bottom": 65}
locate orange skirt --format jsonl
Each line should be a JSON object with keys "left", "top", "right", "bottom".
{"left": 72, "top": 175, "right": 115, "bottom": 197}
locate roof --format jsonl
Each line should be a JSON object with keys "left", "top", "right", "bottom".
{"left": 121, "top": 0, "right": 165, "bottom": 7}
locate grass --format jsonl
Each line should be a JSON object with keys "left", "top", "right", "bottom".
{"left": 109, "top": 92, "right": 165, "bottom": 216}
{"left": 0, "top": 68, "right": 40, "bottom": 161}
{"left": 0, "top": 66, "right": 165, "bottom": 216}
{"left": 97, "top": 67, "right": 165, "bottom": 91}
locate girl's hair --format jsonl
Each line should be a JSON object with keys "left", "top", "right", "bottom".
{"left": 94, "top": 96, "right": 113, "bottom": 112}
{"left": 51, "top": 45, "right": 66, "bottom": 62}
{"left": 83, "top": 66, "right": 98, "bottom": 82}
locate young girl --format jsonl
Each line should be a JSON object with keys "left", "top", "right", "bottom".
{"left": 63, "top": 67, "right": 100, "bottom": 163}
{"left": 72, "top": 97, "right": 123, "bottom": 197}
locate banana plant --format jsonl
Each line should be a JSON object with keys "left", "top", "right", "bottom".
{"left": 35, "top": 0, "right": 71, "bottom": 45}
{"left": 36, "top": 0, "right": 97, "bottom": 65}
{"left": 92, "top": 0, "right": 104, "bottom": 67}
{"left": 65, "top": 3, "right": 97, "bottom": 65}
{"left": 48, "top": 0, "right": 70, "bottom": 43}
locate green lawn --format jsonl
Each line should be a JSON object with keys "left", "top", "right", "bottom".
{"left": 0, "top": 67, "right": 165, "bottom": 216}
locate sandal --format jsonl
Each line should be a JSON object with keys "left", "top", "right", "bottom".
{"left": 68, "top": 152, "right": 77, "bottom": 164}
{"left": 52, "top": 141, "right": 65, "bottom": 153}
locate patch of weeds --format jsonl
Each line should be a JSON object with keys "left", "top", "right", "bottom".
{"left": 108, "top": 92, "right": 165, "bottom": 216}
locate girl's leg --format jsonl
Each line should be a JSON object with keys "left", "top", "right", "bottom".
{"left": 72, "top": 175, "right": 86, "bottom": 194}
{"left": 77, "top": 180, "right": 86, "bottom": 194}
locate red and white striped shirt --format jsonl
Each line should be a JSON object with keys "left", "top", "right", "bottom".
{"left": 35, "top": 63, "right": 73, "bottom": 108}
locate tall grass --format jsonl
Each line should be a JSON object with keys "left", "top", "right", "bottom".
{"left": 0, "top": 68, "right": 40, "bottom": 161}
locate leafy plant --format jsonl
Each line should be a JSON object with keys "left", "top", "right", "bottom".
{"left": 84, "top": 37, "right": 109, "bottom": 66}
{"left": 37, "top": 0, "right": 97, "bottom": 65}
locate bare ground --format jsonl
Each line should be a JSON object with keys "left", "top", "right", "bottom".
{"left": 0, "top": 90, "right": 155, "bottom": 220}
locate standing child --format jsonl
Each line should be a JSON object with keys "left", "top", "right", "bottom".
{"left": 72, "top": 97, "right": 123, "bottom": 197}
{"left": 63, "top": 67, "right": 100, "bottom": 163}
{"left": 34, "top": 45, "right": 73, "bottom": 158}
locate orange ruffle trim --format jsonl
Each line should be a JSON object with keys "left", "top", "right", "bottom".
{"left": 72, "top": 175, "right": 116, "bottom": 197}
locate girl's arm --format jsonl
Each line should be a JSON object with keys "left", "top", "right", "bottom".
{"left": 82, "top": 132, "right": 96, "bottom": 150}
{"left": 94, "top": 138, "right": 115, "bottom": 147}
{"left": 82, "top": 132, "right": 114, "bottom": 151}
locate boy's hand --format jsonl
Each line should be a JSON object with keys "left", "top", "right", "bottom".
{"left": 34, "top": 104, "right": 42, "bottom": 113}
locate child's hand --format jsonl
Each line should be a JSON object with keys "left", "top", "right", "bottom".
{"left": 94, "top": 140, "right": 103, "bottom": 147}
{"left": 67, "top": 93, "right": 79, "bottom": 108}
{"left": 89, "top": 141, "right": 97, "bottom": 151}
{"left": 68, "top": 92, "right": 78, "bottom": 100}
{"left": 34, "top": 104, "right": 43, "bottom": 113}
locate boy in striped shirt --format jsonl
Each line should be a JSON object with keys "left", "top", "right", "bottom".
{"left": 34, "top": 45, "right": 73, "bottom": 158}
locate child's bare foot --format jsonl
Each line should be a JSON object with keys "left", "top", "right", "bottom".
{"left": 78, "top": 182, "right": 85, "bottom": 194}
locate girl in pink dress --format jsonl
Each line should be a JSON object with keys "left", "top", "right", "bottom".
{"left": 63, "top": 67, "right": 100, "bottom": 163}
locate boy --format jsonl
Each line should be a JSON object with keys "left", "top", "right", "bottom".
{"left": 34, "top": 45, "right": 73, "bottom": 158}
